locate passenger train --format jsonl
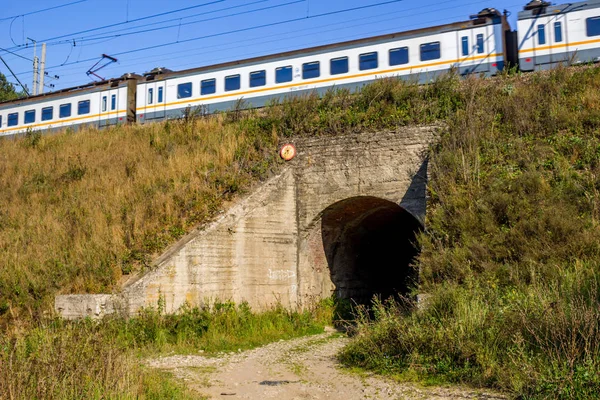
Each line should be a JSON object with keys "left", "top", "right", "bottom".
{"left": 1, "top": 0, "right": 599, "bottom": 137}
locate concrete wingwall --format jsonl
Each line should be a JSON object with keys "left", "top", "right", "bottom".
{"left": 55, "top": 126, "right": 437, "bottom": 318}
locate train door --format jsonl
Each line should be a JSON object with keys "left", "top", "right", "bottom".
{"left": 144, "top": 81, "right": 166, "bottom": 120}
{"left": 99, "top": 88, "right": 119, "bottom": 127}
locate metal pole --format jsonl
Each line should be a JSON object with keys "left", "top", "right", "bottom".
{"left": 28, "top": 38, "right": 38, "bottom": 95}
{"left": 33, "top": 56, "right": 38, "bottom": 95}
{"left": 39, "top": 43, "right": 46, "bottom": 94}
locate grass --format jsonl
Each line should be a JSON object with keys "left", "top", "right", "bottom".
{"left": 0, "top": 75, "right": 465, "bottom": 398}
{"left": 2, "top": 65, "right": 600, "bottom": 398}
{"left": 0, "top": 300, "right": 333, "bottom": 399}
{"left": 0, "top": 76, "right": 463, "bottom": 325}
{"left": 339, "top": 66, "right": 600, "bottom": 399}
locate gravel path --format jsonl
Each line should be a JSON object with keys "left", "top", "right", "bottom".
{"left": 146, "top": 331, "right": 507, "bottom": 400}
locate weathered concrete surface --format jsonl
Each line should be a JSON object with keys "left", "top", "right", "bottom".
{"left": 55, "top": 126, "right": 437, "bottom": 318}
{"left": 54, "top": 294, "right": 123, "bottom": 319}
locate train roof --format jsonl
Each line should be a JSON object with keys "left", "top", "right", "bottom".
{"left": 518, "top": 0, "right": 600, "bottom": 20}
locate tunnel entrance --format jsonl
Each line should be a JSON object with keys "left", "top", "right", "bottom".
{"left": 321, "top": 196, "right": 423, "bottom": 305}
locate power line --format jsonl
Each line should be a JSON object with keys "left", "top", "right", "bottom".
{"left": 32, "top": 0, "right": 226, "bottom": 44}
{"left": 59, "top": 0, "right": 270, "bottom": 42}
{"left": 0, "top": 55, "right": 30, "bottom": 96}
{"left": 43, "top": 0, "right": 405, "bottom": 70}
{"left": 63, "top": 0, "right": 306, "bottom": 45}
{"left": 0, "top": 46, "right": 32, "bottom": 62}
{"left": 0, "top": 0, "right": 89, "bottom": 22}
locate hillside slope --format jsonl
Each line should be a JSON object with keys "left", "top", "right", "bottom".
{"left": 341, "top": 66, "right": 600, "bottom": 399}
{"left": 0, "top": 76, "right": 461, "bottom": 324}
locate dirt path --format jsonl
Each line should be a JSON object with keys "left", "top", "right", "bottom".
{"left": 146, "top": 331, "right": 507, "bottom": 400}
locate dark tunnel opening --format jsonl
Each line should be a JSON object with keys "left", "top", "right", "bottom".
{"left": 321, "top": 196, "right": 423, "bottom": 306}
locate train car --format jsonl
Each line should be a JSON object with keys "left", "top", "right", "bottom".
{"left": 137, "top": 8, "right": 510, "bottom": 122}
{"left": 0, "top": 6, "right": 511, "bottom": 135}
{"left": 0, "top": 75, "right": 138, "bottom": 137}
{"left": 518, "top": 0, "right": 600, "bottom": 71}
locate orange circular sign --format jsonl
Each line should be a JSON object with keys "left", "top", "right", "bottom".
{"left": 280, "top": 144, "right": 297, "bottom": 161}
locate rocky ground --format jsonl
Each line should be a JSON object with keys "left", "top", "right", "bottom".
{"left": 146, "top": 331, "right": 507, "bottom": 400}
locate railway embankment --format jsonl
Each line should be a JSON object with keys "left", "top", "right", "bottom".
{"left": 1, "top": 67, "right": 599, "bottom": 398}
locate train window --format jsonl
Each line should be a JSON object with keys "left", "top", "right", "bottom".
{"left": 330, "top": 57, "right": 348, "bottom": 75}
{"left": 111, "top": 95, "right": 116, "bottom": 110}
{"left": 538, "top": 25, "right": 546, "bottom": 45}
{"left": 389, "top": 47, "right": 409, "bottom": 65}
{"left": 302, "top": 61, "right": 320, "bottom": 79}
{"left": 476, "top": 34, "right": 484, "bottom": 54}
{"left": 102, "top": 96, "right": 107, "bottom": 112}
{"left": 201, "top": 79, "right": 216, "bottom": 95}
{"left": 461, "top": 37, "right": 469, "bottom": 56}
{"left": 8, "top": 113, "right": 18, "bottom": 127}
{"left": 158, "top": 87, "right": 164, "bottom": 103}
{"left": 177, "top": 82, "right": 192, "bottom": 98}
{"left": 0, "top": 116, "right": 2, "bottom": 128}
{"left": 359, "top": 52, "right": 378, "bottom": 71}
{"left": 78, "top": 100, "right": 91, "bottom": 115}
{"left": 148, "top": 88, "right": 154, "bottom": 105}
{"left": 250, "top": 70, "right": 266, "bottom": 87}
{"left": 554, "top": 22, "right": 563, "bottom": 42}
{"left": 586, "top": 17, "right": 600, "bottom": 37}
{"left": 275, "top": 66, "right": 293, "bottom": 83}
{"left": 420, "top": 42, "right": 441, "bottom": 61}
{"left": 225, "top": 75, "right": 241, "bottom": 92}
{"left": 24, "top": 110, "right": 35, "bottom": 124}
{"left": 59, "top": 104, "right": 72, "bottom": 118}
{"left": 42, "top": 107, "right": 53, "bottom": 121}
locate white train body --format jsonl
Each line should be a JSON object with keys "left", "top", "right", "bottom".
{"left": 0, "top": 79, "right": 135, "bottom": 136}
{"left": 136, "top": 12, "right": 507, "bottom": 121}
{"left": 518, "top": 0, "right": 600, "bottom": 70}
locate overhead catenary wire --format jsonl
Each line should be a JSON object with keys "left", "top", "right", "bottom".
{"left": 0, "top": 0, "right": 89, "bottom": 22}
{"left": 51, "top": 0, "right": 308, "bottom": 46}
{"left": 0, "top": 46, "right": 33, "bottom": 62}
{"left": 52, "top": 0, "right": 270, "bottom": 43}
{"left": 41, "top": 0, "right": 405, "bottom": 70}
{"left": 0, "top": 55, "right": 30, "bottom": 95}
{"left": 26, "top": 0, "right": 227, "bottom": 44}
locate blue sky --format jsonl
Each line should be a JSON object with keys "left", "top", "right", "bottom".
{"left": 1, "top": 0, "right": 526, "bottom": 92}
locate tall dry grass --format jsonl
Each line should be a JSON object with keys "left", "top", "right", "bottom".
{"left": 0, "top": 115, "right": 278, "bottom": 322}
{"left": 0, "top": 77, "right": 462, "bottom": 324}
{"left": 340, "top": 66, "right": 600, "bottom": 399}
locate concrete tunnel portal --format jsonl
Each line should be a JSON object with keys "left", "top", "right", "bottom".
{"left": 321, "top": 196, "right": 423, "bottom": 305}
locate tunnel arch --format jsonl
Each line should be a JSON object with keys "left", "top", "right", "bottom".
{"left": 320, "top": 196, "right": 423, "bottom": 305}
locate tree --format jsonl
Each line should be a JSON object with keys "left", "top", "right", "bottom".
{"left": 0, "top": 72, "right": 20, "bottom": 102}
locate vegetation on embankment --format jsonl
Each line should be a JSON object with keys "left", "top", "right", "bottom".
{"left": 0, "top": 300, "right": 333, "bottom": 399}
{"left": 340, "top": 66, "right": 600, "bottom": 399}
{"left": 2, "top": 65, "right": 599, "bottom": 399}
{"left": 0, "top": 73, "right": 463, "bottom": 398}
{"left": 0, "top": 74, "right": 461, "bottom": 324}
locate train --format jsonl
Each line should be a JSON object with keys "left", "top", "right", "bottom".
{"left": 1, "top": 0, "right": 599, "bottom": 137}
